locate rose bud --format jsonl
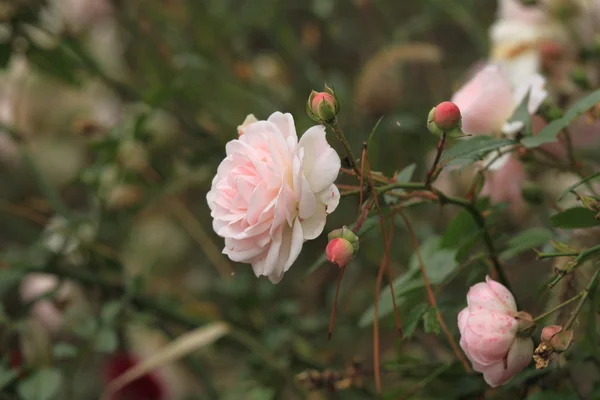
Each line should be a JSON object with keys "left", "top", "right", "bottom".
{"left": 433, "top": 101, "right": 462, "bottom": 130}
{"left": 326, "top": 226, "right": 359, "bottom": 268}
{"left": 549, "top": 329, "right": 573, "bottom": 353}
{"left": 541, "top": 325, "right": 563, "bottom": 343}
{"left": 427, "top": 102, "right": 464, "bottom": 138}
{"left": 307, "top": 85, "right": 340, "bottom": 123}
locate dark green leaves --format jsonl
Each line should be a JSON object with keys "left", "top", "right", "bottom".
{"left": 522, "top": 90, "right": 600, "bottom": 148}
{"left": 550, "top": 207, "right": 600, "bottom": 229}
{"left": 423, "top": 306, "right": 440, "bottom": 334}
{"left": 500, "top": 227, "right": 553, "bottom": 260}
{"left": 17, "top": 368, "right": 63, "bottom": 400}
{"left": 441, "top": 137, "right": 516, "bottom": 167}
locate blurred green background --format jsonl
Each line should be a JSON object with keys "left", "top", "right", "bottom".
{"left": 7, "top": 1, "right": 594, "bottom": 399}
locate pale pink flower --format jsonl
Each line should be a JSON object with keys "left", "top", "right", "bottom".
{"left": 207, "top": 112, "right": 341, "bottom": 283}
{"left": 481, "top": 156, "right": 527, "bottom": 219}
{"left": 451, "top": 65, "right": 547, "bottom": 138}
{"left": 458, "top": 276, "right": 533, "bottom": 387}
{"left": 19, "top": 273, "right": 78, "bottom": 333}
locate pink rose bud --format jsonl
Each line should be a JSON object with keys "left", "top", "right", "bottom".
{"left": 541, "top": 325, "right": 563, "bottom": 343}
{"left": 307, "top": 85, "right": 340, "bottom": 123}
{"left": 433, "top": 101, "right": 462, "bottom": 130}
{"left": 458, "top": 276, "right": 534, "bottom": 387}
{"left": 326, "top": 238, "right": 354, "bottom": 268}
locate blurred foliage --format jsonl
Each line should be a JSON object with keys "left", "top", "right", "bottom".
{"left": 1, "top": 0, "right": 600, "bottom": 399}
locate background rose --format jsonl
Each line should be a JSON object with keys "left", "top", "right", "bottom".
{"left": 207, "top": 112, "right": 341, "bottom": 283}
{"left": 458, "top": 276, "right": 534, "bottom": 387}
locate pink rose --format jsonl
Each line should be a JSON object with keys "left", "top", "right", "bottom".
{"left": 19, "top": 273, "right": 79, "bottom": 332}
{"left": 458, "top": 276, "right": 533, "bottom": 387}
{"left": 451, "top": 65, "right": 547, "bottom": 137}
{"left": 481, "top": 156, "right": 527, "bottom": 219}
{"left": 207, "top": 112, "right": 341, "bottom": 283}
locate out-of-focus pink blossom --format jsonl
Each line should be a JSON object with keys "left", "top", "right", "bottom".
{"left": 481, "top": 156, "right": 527, "bottom": 219}
{"left": 207, "top": 112, "right": 341, "bottom": 283}
{"left": 458, "top": 276, "right": 533, "bottom": 387}
{"left": 19, "top": 273, "right": 78, "bottom": 333}
{"left": 451, "top": 65, "right": 547, "bottom": 137}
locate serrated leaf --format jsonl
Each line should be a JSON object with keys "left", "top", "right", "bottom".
{"left": 359, "top": 237, "right": 458, "bottom": 326}
{"left": 550, "top": 207, "right": 600, "bottom": 229}
{"left": 384, "top": 163, "right": 417, "bottom": 204}
{"left": 17, "top": 368, "right": 63, "bottom": 400}
{"left": 500, "top": 227, "right": 553, "bottom": 260}
{"left": 400, "top": 303, "right": 429, "bottom": 338}
{"left": 441, "top": 137, "right": 516, "bottom": 166}
{"left": 522, "top": 90, "right": 600, "bottom": 148}
{"left": 422, "top": 306, "right": 440, "bottom": 334}
{"left": 557, "top": 172, "right": 600, "bottom": 201}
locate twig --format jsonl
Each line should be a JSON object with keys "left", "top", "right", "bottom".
{"left": 565, "top": 268, "right": 600, "bottom": 330}
{"left": 425, "top": 132, "right": 447, "bottom": 187}
{"left": 396, "top": 208, "right": 472, "bottom": 373}
{"left": 327, "top": 120, "right": 361, "bottom": 177}
{"left": 548, "top": 245, "right": 600, "bottom": 288}
{"left": 532, "top": 292, "right": 585, "bottom": 323}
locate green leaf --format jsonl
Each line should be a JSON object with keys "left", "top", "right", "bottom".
{"left": 52, "top": 343, "right": 78, "bottom": 359}
{"left": 384, "top": 163, "right": 417, "bottom": 204}
{"left": 441, "top": 137, "right": 516, "bottom": 166}
{"left": 558, "top": 172, "right": 600, "bottom": 201}
{"left": 500, "top": 227, "right": 553, "bottom": 260}
{"left": 359, "top": 236, "right": 458, "bottom": 326}
{"left": 17, "top": 368, "right": 63, "bottom": 400}
{"left": 440, "top": 208, "right": 478, "bottom": 249}
{"left": 0, "top": 363, "right": 18, "bottom": 391}
{"left": 522, "top": 90, "right": 600, "bottom": 148}
{"left": 0, "top": 41, "right": 11, "bottom": 69}
{"left": 367, "top": 116, "right": 384, "bottom": 148}
{"left": 93, "top": 327, "right": 118, "bottom": 353}
{"left": 422, "top": 306, "right": 440, "bottom": 334}
{"left": 100, "top": 301, "right": 122, "bottom": 324}
{"left": 550, "top": 207, "right": 600, "bottom": 229}
{"left": 0, "top": 268, "right": 26, "bottom": 297}
{"left": 26, "top": 44, "right": 80, "bottom": 86}
{"left": 400, "top": 303, "right": 429, "bottom": 338}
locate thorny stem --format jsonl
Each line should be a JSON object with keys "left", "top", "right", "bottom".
{"left": 532, "top": 292, "right": 585, "bottom": 323}
{"left": 425, "top": 132, "right": 447, "bottom": 187}
{"left": 548, "top": 244, "right": 600, "bottom": 288}
{"left": 565, "top": 268, "right": 600, "bottom": 330}
{"left": 328, "top": 120, "right": 361, "bottom": 177}
{"left": 536, "top": 251, "right": 580, "bottom": 260}
{"left": 396, "top": 209, "right": 472, "bottom": 374}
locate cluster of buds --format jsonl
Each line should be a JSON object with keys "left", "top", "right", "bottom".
{"left": 326, "top": 226, "right": 359, "bottom": 268}
{"left": 427, "top": 101, "right": 464, "bottom": 138}
{"left": 307, "top": 85, "right": 340, "bottom": 124}
{"left": 534, "top": 325, "right": 574, "bottom": 369}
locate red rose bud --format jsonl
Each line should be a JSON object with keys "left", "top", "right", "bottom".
{"left": 326, "top": 238, "right": 354, "bottom": 268}
{"left": 433, "top": 101, "right": 461, "bottom": 130}
{"left": 427, "top": 102, "right": 464, "bottom": 138}
{"left": 307, "top": 85, "right": 340, "bottom": 123}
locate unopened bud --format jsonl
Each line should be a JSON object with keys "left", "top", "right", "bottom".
{"left": 326, "top": 238, "right": 354, "bottom": 268}
{"left": 427, "top": 102, "right": 464, "bottom": 138}
{"left": 549, "top": 329, "right": 573, "bottom": 352}
{"left": 515, "top": 311, "right": 536, "bottom": 337}
{"left": 237, "top": 114, "right": 258, "bottom": 136}
{"left": 541, "top": 325, "right": 562, "bottom": 343}
{"left": 326, "top": 226, "right": 359, "bottom": 268}
{"left": 307, "top": 85, "right": 340, "bottom": 124}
